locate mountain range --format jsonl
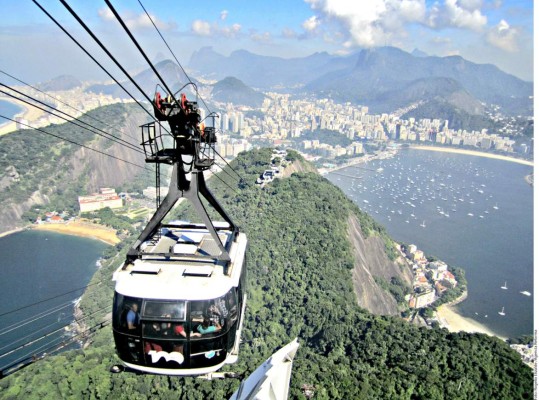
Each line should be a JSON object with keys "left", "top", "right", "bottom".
{"left": 189, "top": 46, "right": 532, "bottom": 121}
{"left": 80, "top": 46, "right": 532, "bottom": 132}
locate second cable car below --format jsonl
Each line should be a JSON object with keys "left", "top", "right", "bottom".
{"left": 112, "top": 91, "right": 247, "bottom": 376}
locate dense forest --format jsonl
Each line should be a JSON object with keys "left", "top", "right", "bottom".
{"left": 0, "top": 148, "right": 532, "bottom": 399}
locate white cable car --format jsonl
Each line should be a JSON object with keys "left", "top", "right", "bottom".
{"left": 112, "top": 92, "right": 247, "bottom": 375}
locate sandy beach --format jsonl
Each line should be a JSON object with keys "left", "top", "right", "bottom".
{"left": 0, "top": 96, "right": 47, "bottom": 136}
{"left": 0, "top": 228, "right": 25, "bottom": 239}
{"left": 409, "top": 145, "right": 533, "bottom": 166}
{"left": 437, "top": 304, "right": 505, "bottom": 339}
{"left": 32, "top": 220, "right": 120, "bottom": 245}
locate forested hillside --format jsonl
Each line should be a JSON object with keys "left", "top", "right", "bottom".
{"left": 0, "top": 103, "right": 146, "bottom": 232}
{"left": 0, "top": 148, "right": 531, "bottom": 399}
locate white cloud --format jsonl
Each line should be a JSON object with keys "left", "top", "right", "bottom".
{"left": 428, "top": 0, "right": 487, "bottom": 31}
{"left": 191, "top": 19, "right": 212, "bottom": 36}
{"left": 250, "top": 31, "right": 272, "bottom": 43}
{"left": 302, "top": 16, "right": 320, "bottom": 32}
{"left": 305, "top": 0, "right": 427, "bottom": 47}
{"left": 305, "top": 0, "right": 489, "bottom": 49}
{"left": 458, "top": 0, "right": 484, "bottom": 11}
{"left": 221, "top": 23, "right": 242, "bottom": 38}
{"left": 97, "top": 7, "right": 176, "bottom": 31}
{"left": 220, "top": 10, "right": 229, "bottom": 21}
{"left": 282, "top": 27, "right": 298, "bottom": 38}
{"left": 486, "top": 19, "right": 519, "bottom": 52}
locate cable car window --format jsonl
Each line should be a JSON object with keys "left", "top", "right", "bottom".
{"left": 113, "top": 293, "right": 142, "bottom": 334}
{"left": 142, "top": 301, "right": 186, "bottom": 320}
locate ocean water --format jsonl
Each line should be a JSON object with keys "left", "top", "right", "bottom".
{"left": 0, "top": 99, "right": 23, "bottom": 125}
{"left": 0, "top": 230, "right": 107, "bottom": 373}
{"left": 327, "top": 148, "right": 533, "bottom": 338}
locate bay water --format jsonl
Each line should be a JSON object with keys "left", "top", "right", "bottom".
{"left": 0, "top": 99, "right": 23, "bottom": 127}
{"left": 0, "top": 230, "right": 107, "bottom": 373}
{"left": 327, "top": 148, "right": 533, "bottom": 338}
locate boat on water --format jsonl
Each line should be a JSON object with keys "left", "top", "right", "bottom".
{"left": 498, "top": 307, "right": 505, "bottom": 316}
{"left": 520, "top": 291, "right": 531, "bottom": 296}
{"left": 501, "top": 282, "right": 507, "bottom": 290}
{"left": 420, "top": 221, "right": 426, "bottom": 228}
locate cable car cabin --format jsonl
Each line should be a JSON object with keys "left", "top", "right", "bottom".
{"left": 112, "top": 223, "right": 247, "bottom": 376}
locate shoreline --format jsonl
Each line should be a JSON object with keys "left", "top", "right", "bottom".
{"left": 0, "top": 227, "right": 25, "bottom": 239}
{"left": 0, "top": 96, "right": 46, "bottom": 136}
{"left": 408, "top": 145, "right": 533, "bottom": 166}
{"left": 436, "top": 303, "right": 506, "bottom": 340}
{"left": 31, "top": 221, "right": 120, "bottom": 245}
{"left": 320, "top": 145, "right": 533, "bottom": 175}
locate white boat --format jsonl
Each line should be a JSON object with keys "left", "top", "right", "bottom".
{"left": 498, "top": 307, "right": 505, "bottom": 316}
{"left": 467, "top": 213, "right": 474, "bottom": 217}
{"left": 520, "top": 291, "right": 531, "bottom": 296}
{"left": 420, "top": 221, "right": 426, "bottom": 228}
{"left": 493, "top": 203, "right": 499, "bottom": 210}
{"left": 501, "top": 282, "right": 507, "bottom": 290}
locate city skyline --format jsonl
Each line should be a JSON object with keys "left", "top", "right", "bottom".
{"left": 0, "top": 1, "right": 534, "bottom": 84}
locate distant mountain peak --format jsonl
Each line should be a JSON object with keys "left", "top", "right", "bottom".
{"left": 37, "top": 75, "right": 82, "bottom": 91}
{"left": 411, "top": 48, "right": 429, "bottom": 58}
{"left": 211, "top": 76, "right": 266, "bottom": 107}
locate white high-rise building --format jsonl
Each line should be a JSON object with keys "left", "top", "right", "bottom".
{"left": 221, "top": 113, "right": 229, "bottom": 132}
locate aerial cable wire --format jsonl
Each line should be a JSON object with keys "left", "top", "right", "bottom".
{"left": 0, "top": 309, "right": 75, "bottom": 354}
{"left": 0, "top": 282, "right": 110, "bottom": 340}
{"left": 104, "top": 0, "right": 183, "bottom": 112}
{"left": 0, "top": 89, "right": 144, "bottom": 155}
{"left": 31, "top": 0, "right": 171, "bottom": 138}
{"left": 213, "top": 148, "right": 245, "bottom": 182}
{"left": 136, "top": 0, "right": 213, "bottom": 115}
{"left": 210, "top": 171, "right": 240, "bottom": 195}
{"left": 0, "top": 317, "right": 112, "bottom": 378}
{"left": 0, "top": 115, "right": 149, "bottom": 171}
{"left": 0, "top": 68, "right": 133, "bottom": 139}
{"left": 212, "top": 163, "right": 241, "bottom": 186}
{"left": 0, "top": 84, "right": 143, "bottom": 154}
{"left": 0, "top": 301, "right": 75, "bottom": 338}
{"left": 57, "top": 0, "right": 174, "bottom": 126}
{"left": 0, "top": 280, "right": 106, "bottom": 319}
{"left": 0, "top": 304, "right": 112, "bottom": 362}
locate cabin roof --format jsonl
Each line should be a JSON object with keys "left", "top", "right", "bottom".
{"left": 113, "top": 226, "right": 247, "bottom": 301}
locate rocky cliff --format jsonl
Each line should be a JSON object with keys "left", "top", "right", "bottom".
{"left": 347, "top": 214, "right": 413, "bottom": 315}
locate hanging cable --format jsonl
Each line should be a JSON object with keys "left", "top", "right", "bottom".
{"left": 0, "top": 115, "right": 149, "bottom": 171}
{"left": 211, "top": 171, "right": 240, "bottom": 195}
{"left": 0, "top": 280, "right": 105, "bottom": 319}
{"left": 0, "top": 68, "right": 132, "bottom": 138}
{"left": 57, "top": 0, "right": 172, "bottom": 124}
{"left": 213, "top": 148, "right": 245, "bottom": 183}
{"left": 32, "top": 0, "right": 171, "bottom": 137}
{"left": 0, "top": 310, "right": 74, "bottom": 354}
{"left": 0, "top": 301, "right": 74, "bottom": 338}
{"left": 136, "top": 0, "right": 213, "bottom": 115}
{"left": 0, "top": 317, "right": 112, "bottom": 378}
{"left": 0, "top": 304, "right": 112, "bottom": 362}
{"left": 104, "top": 0, "right": 183, "bottom": 112}
{"left": 212, "top": 162, "right": 241, "bottom": 185}
{"left": 0, "top": 281, "right": 109, "bottom": 341}
{"left": 0, "top": 85, "right": 143, "bottom": 154}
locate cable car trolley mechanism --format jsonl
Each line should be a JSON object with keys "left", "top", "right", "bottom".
{"left": 112, "top": 90, "right": 247, "bottom": 376}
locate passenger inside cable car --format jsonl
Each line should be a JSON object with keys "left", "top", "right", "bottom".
{"left": 113, "top": 289, "right": 240, "bottom": 371}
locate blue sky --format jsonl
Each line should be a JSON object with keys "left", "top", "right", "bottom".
{"left": 0, "top": 0, "right": 534, "bottom": 83}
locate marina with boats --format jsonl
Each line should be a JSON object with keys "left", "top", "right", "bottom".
{"left": 327, "top": 147, "right": 533, "bottom": 338}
